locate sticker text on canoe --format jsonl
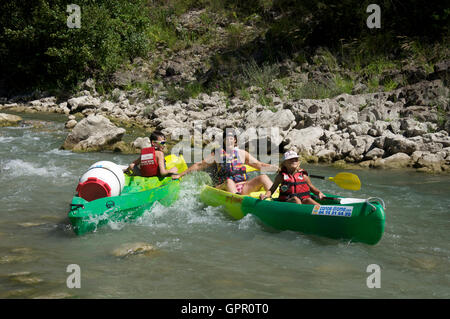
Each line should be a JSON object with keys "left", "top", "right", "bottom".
{"left": 312, "top": 205, "right": 353, "bottom": 217}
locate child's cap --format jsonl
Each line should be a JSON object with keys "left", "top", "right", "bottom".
{"left": 282, "top": 150, "right": 299, "bottom": 162}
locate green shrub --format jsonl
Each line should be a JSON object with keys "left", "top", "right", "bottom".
{"left": 0, "top": 0, "right": 172, "bottom": 93}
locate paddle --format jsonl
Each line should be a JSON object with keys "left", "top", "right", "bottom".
{"left": 165, "top": 154, "right": 188, "bottom": 174}
{"left": 309, "top": 172, "right": 361, "bottom": 191}
{"left": 244, "top": 164, "right": 361, "bottom": 191}
{"left": 122, "top": 154, "right": 188, "bottom": 176}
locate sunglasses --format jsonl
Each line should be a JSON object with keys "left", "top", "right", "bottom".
{"left": 154, "top": 140, "right": 166, "bottom": 145}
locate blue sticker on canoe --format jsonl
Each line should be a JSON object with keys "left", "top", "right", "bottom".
{"left": 312, "top": 205, "right": 353, "bottom": 217}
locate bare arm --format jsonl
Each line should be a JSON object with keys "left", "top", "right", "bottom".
{"left": 156, "top": 151, "right": 177, "bottom": 177}
{"left": 260, "top": 174, "right": 282, "bottom": 199}
{"left": 243, "top": 150, "right": 278, "bottom": 172}
{"left": 125, "top": 157, "right": 141, "bottom": 172}
{"left": 171, "top": 152, "right": 216, "bottom": 179}
{"left": 305, "top": 175, "right": 324, "bottom": 199}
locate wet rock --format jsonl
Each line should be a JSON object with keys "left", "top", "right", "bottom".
{"left": 65, "top": 119, "right": 77, "bottom": 129}
{"left": 316, "top": 149, "right": 336, "bottom": 163}
{"left": 7, "top": 271, "right": 32, "bottom": 277}
{"left": 374, "top": 153, "right": 411, "bottom": 169}
{"left": 0, "top": 254, "right": 38, "bottom": 264}
{"left": 10, "top": 275, "right": 43, "bottom": 285}
{"left": 33, "top": 292, "right": 73, "bottom": 299}
{"left": 365, "top": 148, "right": 385, "bottom": 160}
{"left": 111, "top": 242, "right": 157, "bottom": 258}
{"left": 28, "top": 97, "right": 57, "bottom": 112}
{"left": 111, "top": 141, "right": 137, "bottom": 154}
{"left": 10, "top": 247, "right": 33, "bottom": 254}
{"left": 0, "top": 113, "right": 22, "bottom": 127}
{"left": 0, "top": 288, "right": 35, "bottom": 298}
{"left": 412, "top": 151, "right": 446, "bottom": 172}
{"left": 62, "top": 114, "right": 126, "bottom": 151}
{"left": 17, "top": 222, "right": 46, "bottom": 228}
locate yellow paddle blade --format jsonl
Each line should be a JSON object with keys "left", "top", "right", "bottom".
{"left": 165, "top": 154, "right": 188, "bottom": 174}
{"left": 328, "top": 172, "right": 361, "bottom": 191}
{"left": 245, "top": 164, "right": 259, "bottom": 172}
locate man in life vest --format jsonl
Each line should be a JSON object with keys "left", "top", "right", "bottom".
{"left": 172, "top": 128, "right": 278, "bottom": 194}
{"left": 260, "top": 150, "right": 325, "bottom": 204}
{"left": 125, "top": 131, "right": 178, "bottom": 177}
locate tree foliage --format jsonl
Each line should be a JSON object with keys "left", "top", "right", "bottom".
{"left": 0, "top": 0, "right": 448, "bottom": 94}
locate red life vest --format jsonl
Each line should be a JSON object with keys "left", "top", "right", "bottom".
{"left": 216, "top": 148, "right": 247, "bottom": 184}
{"left": 140, "top": 147, "right": 158, "bottom": 177}
{"left": 278, "top": 169, "right": 311, "bottom": 201}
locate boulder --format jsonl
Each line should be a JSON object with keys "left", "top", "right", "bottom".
{"left": 0, "top": 113, "right": 22, "bottom": 127}
{"left": 316, "top": 149, "right": 336, "bottom": 163}
{"left": 401, "top": 118, "right": 428, "bottom": 137}
{"left": 365, "top": 147, "right": 385, "bottom": 160}
{"left": 65, "top": 119, "right": 77, "bottom": 129}
{"left": 67, "top": 95, "right": 102, "bottom": 112}
{"left": 375, "top": 153, "right": 411, "bottom": 169}
{"left": 132, "top": 137, "right": 151, "bottom": 149}
{"left": 384, "top": 135, "right": 418, "bottom": 155}
{"left": 371, "top": 120, "right": 390, "bottom": 136}
{"left": 347, "top": 122, "right": 371, "bottom": 136}
{"left": 338, "top": 109, "right": 359, "bottom": 128}
{"left": 413, "top": 152, "right": 445, "bottom": 172}
{"left": 284, "top": 126, "right": 324, "bottom": 155}
{"left": 62, "top": 114, "right": 126, "bottom": 151}
{"left": 244, "top": 108, "right": 296, "bottom": 131}
{"left": 111, "top": 242, "right": 156, "bottom": 258}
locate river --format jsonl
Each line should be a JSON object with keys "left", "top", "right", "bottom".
{"left": 0, "top": 112, "right": 449, "bottom": 299}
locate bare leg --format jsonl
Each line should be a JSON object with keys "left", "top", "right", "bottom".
{"left": 301, "top": 197, "right": 320, "bottom": 205}
{"left": 241, "top": 174, "right": 273, "bottom": 195}
{"left": 286, "top": 196, "right": 302, "bottom": 204}
{"left": 225, "top": 178, "right": 238, "bottom": 193}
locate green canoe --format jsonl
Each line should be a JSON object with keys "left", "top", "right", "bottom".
{"left": 68, "top": 155, "right": 187, "bottom": 235}
{"left": 200, "top": 186, "right": 386, "bottom": 245}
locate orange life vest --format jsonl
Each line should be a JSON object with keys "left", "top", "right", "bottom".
{"left": 278, "top": 169, "right": 311, "bottom": 201}
{"left": 140, "top": 147, "right": 158, "bottom": 177}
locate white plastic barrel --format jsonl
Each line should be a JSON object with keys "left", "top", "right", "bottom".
{"left": 76, "top": 161, "right": 125, "bottom": 202}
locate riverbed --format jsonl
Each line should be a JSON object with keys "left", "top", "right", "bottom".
{"left": 0, "top": 113, "right": 449, "bottom": 298}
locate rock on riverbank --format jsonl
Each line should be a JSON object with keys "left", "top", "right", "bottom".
{"left": 61, "top": 114, "right": 126, "bottom": 152}
{"left": 1, "top": 59, "right": 449, "bottom": 173}
{"left": 0, "top": 113, "right": 22, "bottom": 127}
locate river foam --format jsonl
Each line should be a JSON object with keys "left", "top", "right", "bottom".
{"left": 1, "top": 159, "right": 72, "bottom": 178}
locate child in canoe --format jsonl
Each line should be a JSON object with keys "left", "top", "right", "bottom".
{"left": 260, "top": 150, "right": 325, "bottom": 204}
{"left": 125, "top": 130, "right": 178, "bottom": 177}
